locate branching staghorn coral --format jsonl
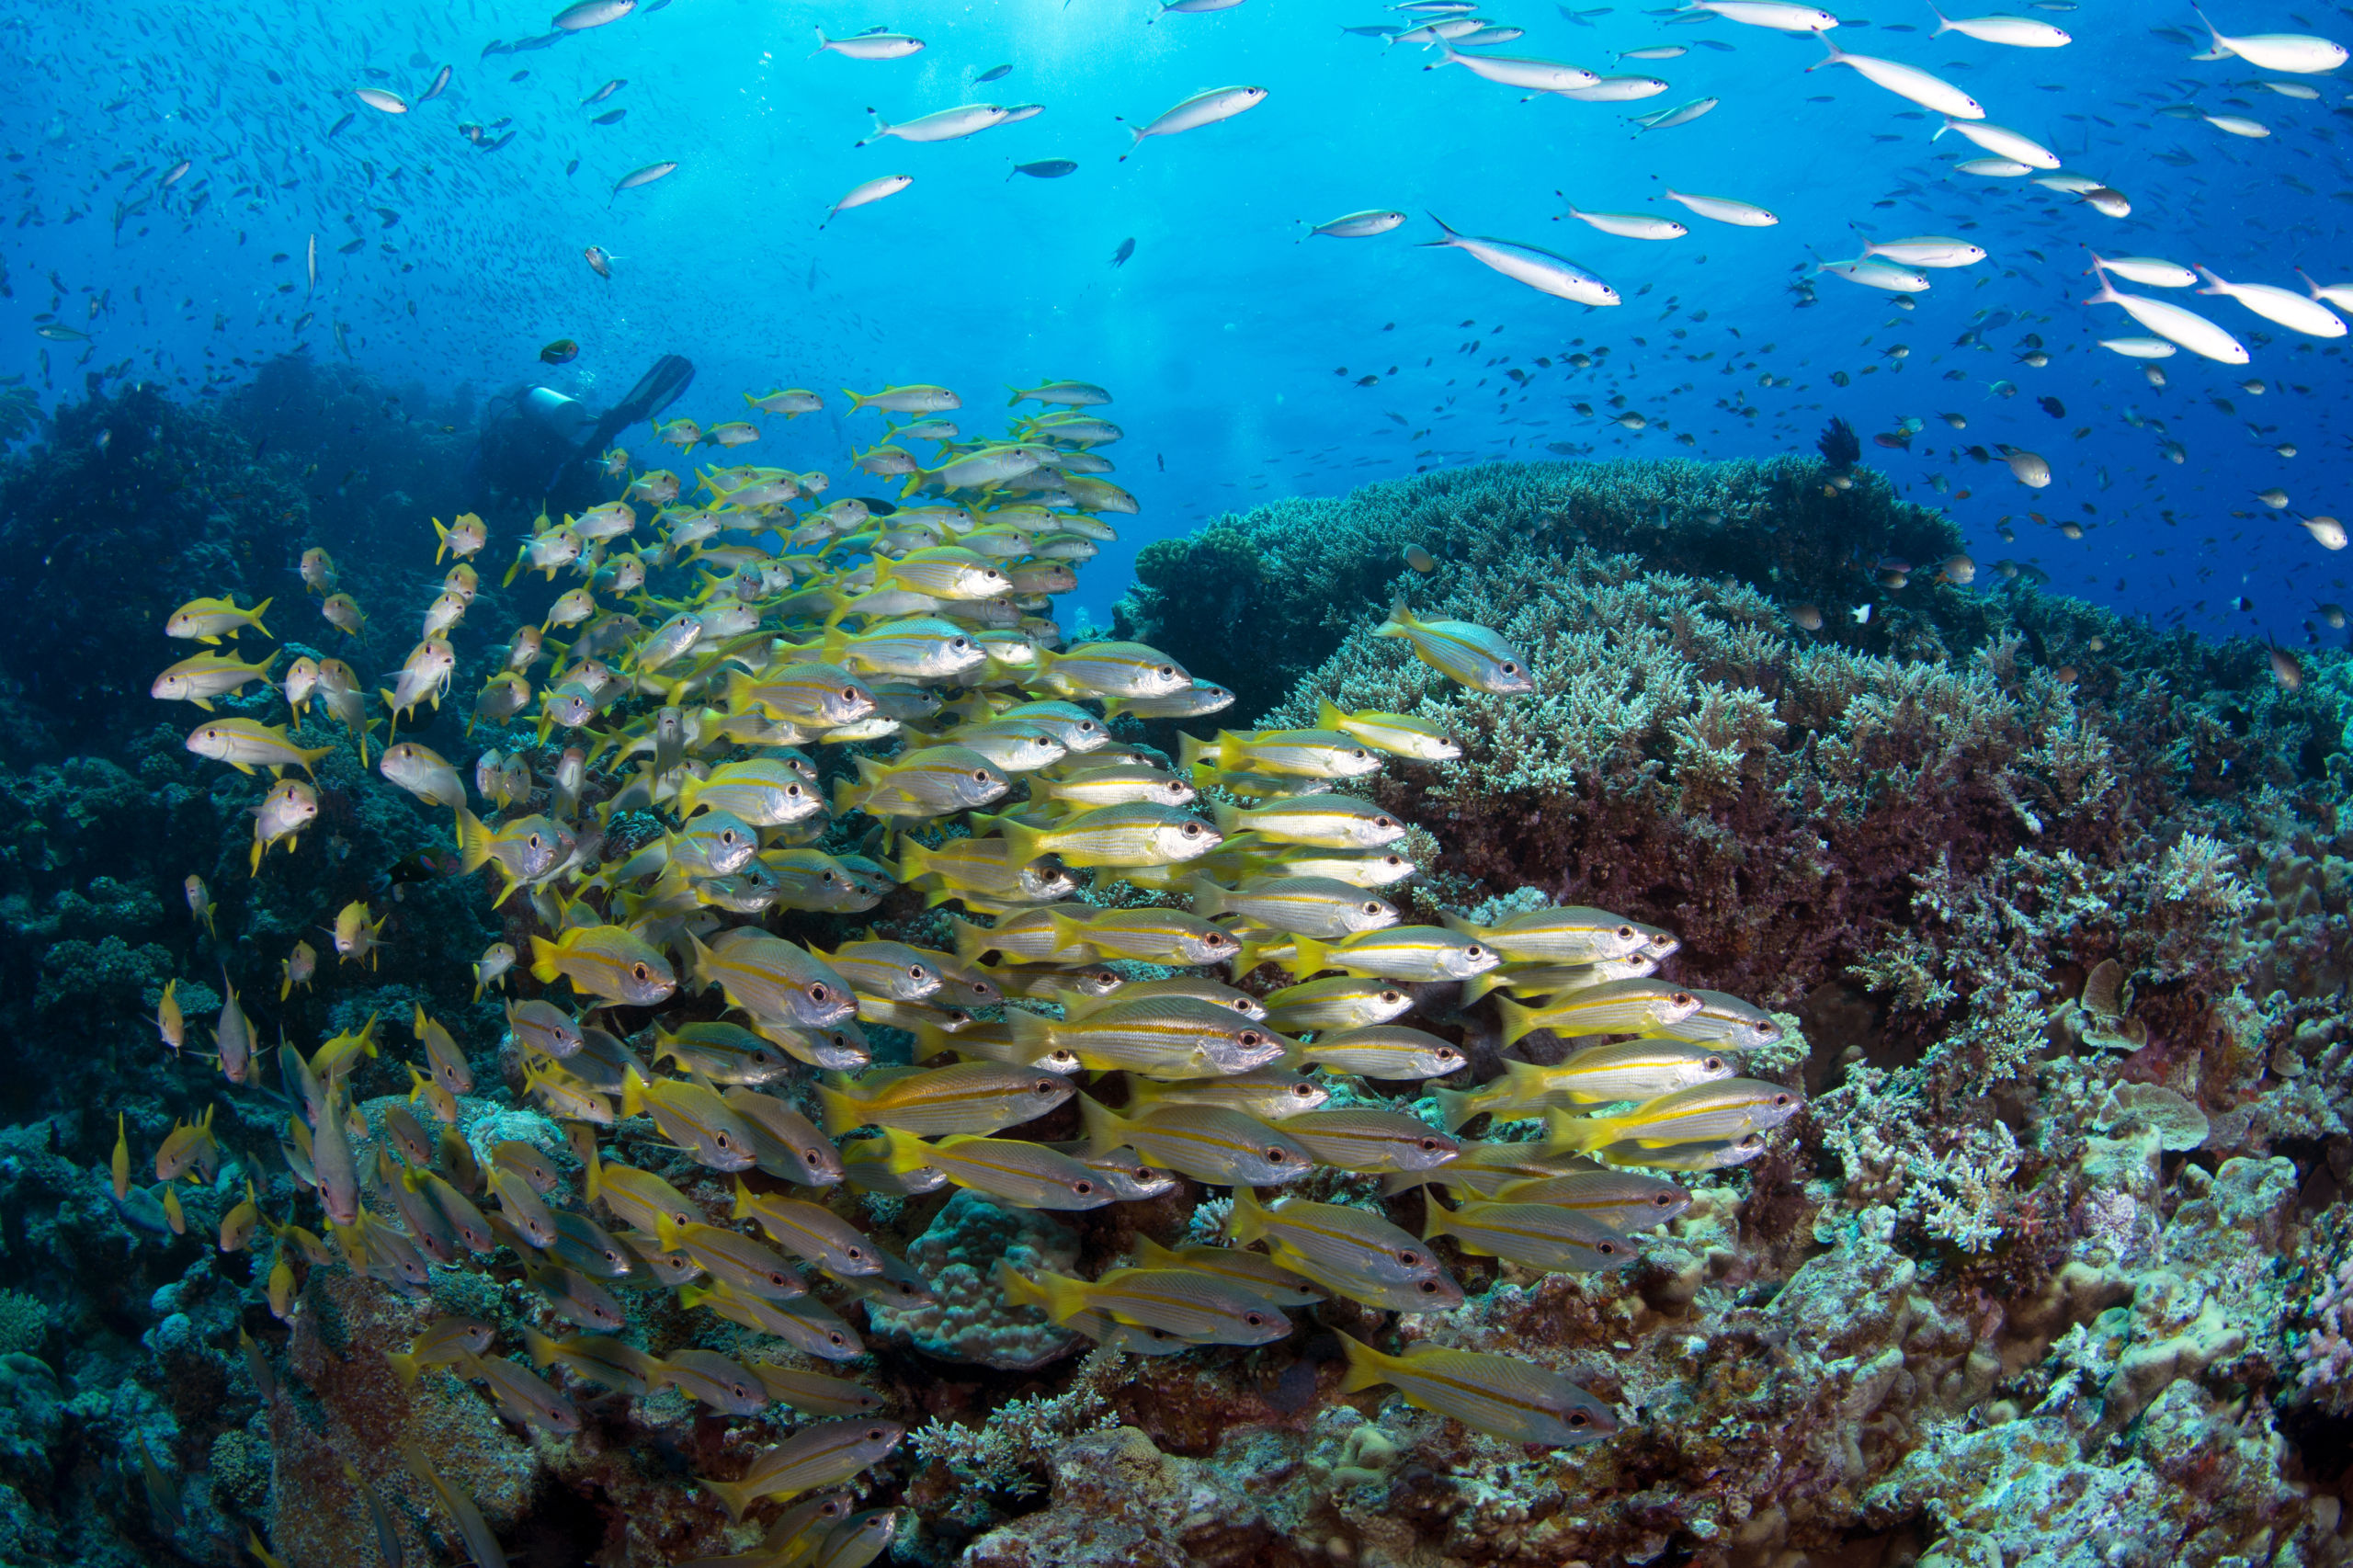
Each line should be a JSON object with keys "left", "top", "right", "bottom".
{"left": 911, "top": 1346, "right": 1128, "bottom": 1506}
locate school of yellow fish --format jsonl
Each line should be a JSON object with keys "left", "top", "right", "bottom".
{"left": 142, "top": 374, "right": 1802, "bottom": 1566}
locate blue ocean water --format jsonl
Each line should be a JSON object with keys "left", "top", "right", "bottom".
{"left": 2, "top": 0, "right": 2343, "bottom": 639}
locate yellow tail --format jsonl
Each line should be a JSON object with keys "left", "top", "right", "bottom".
{"left": 1075, "top": 1093, "right": 1128, "bottom": 1154}
{"left": 1420, "top": 1198, "right": 1455, "bottom": 1244}
{"left": 1225, "top": 1184, "right": 1270, "bottom": 1244}
{"left": 454, "top": 807, "right": 494, "bottom": 874}
{"left": 878, "top": 1125, "right": 935, "bottom": 1174}
{"left": 1542, "top": 1107, "right": 1608, "bottom": 1154}
{"left": 527, "top": 934, "right": 562, "bottom": 984}
{"left": 814, "top": 1082, "right": 867, "bottom": 1138}
{"left": 1333, "top": 1329, "right": 1394, "bottom": 1394}
{"left": 993, "top": 1256, "right": 1049, "bottom": 1313}
{"left": 947, "top": 914, "right": 994, "bottom": 966}
{"left": 990, "top": 813, "right": 1049, "bottom": 867}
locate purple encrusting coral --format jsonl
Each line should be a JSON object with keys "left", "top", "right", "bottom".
{"left": 0, "top": 381, "right": 2347, "bottom": 1568}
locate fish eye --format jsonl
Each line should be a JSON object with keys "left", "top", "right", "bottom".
{"left": 1035, "top": 1080, "right": 1057, "bottom": 1095}
{"left": 631, "top": 963, "right": 650, "bottom": 981}
{"left": 1654, "top": 1192, "right": 1675, "bottom": 1206}
{"left": 1182, "top": 823, "right": 1202, "bottom": 836}
{"left": 865, "top": 1426, "right": 884, "bottom": 1440}
{"left": 1363, "top": 903, "right": 1381, "bottom": 915}
{"left": 1417, "top": 1278, "right": 1442, "bottom": 1294}
{"left": 1466, "top": 945, "right": 1485, "bottom": 960}
{"left": 1245, "top": 1312, "right": 1266, "bottom": 1326}
{"left": 1418, "top": 1137, "right": 1442, "bottom": 1153}
{"left": 1616, "top": 926, "right": 1636, "bottom": 938}
{"left": 787, "top": 783, "right": 803, "bottom": 797}
{"left": 1598, "top": 1240, "right": 1618, "bottom": 1255}
{"left": 805, "top": 1150, "right": 823, "bottom": 1165}
{"left": 715, "top": 1132, "right": 733, "bottom": 1148}
{"left": 1438, "top": 1049, "right": 1461, "bottom": 1063}
{"left": 1265, "top": 1146, "right": 1289, "bottom": 1162}
{"left": 1501, "top": 662, "right": 1518, "bottom": 675}
{"left": 1396, "top": 1248, "right": 1423, "bottom": 1267}
{"left": 1381, "top": 991, "right": 1403, "bottom": 1004}
{"left": 1568, "top": 1412, "right": 1589, "bottom": 1427}
{"left": 1673, "top": 993, "right": 1696, "bottom": 1006}
{"left": 1074, "top": 1179, "right": 1096, "bottom": 1196}
{"left": 847, "top": 1245, "right": 866, "bottom": 1261}
{"left": 1291, "top": 1084, "right": 1316, "bottom": 1099}
{"left": 1239, "top": 1029, "right": 1265, "bottom": 1047}
{"left": 973, "top": 769, "right": 990, "bottom": 782}
{"left": 1775, "top": 1093, "right": 1792, "bottom": 1106}
{"left": 1706, "top": 1057, "right": 1723, "bottom": 1071}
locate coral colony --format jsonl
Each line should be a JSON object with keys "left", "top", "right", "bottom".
{"left": 0, "top": 370, "right": 2346, "bottom": 1568}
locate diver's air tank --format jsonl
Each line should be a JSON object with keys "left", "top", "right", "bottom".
{"left": 520, "top": 386, "right": 596, "bottom": 440}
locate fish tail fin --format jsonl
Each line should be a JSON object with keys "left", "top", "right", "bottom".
{"left": 1493, "top": 995, "right": 1538, "bottom": 1048}
{"left": 1133, "top": 1235, "right": 1183, "bottom": 1267}
{"left": 1209, "top": 800, "right": 1246, "bottom": 838}
{"left": 1374, "top": 595, "right": 1413, "bottom": 637}
{"left": 527, "top": 934, "right": 561, "bottom": 985}
{"left": 703, "top": 1475, "right": 757, "bottom": 1525}
{"left": 1542, "top": 1106, "right": 1607, "bottom": 1154}
{"left": 454, "top": 807, "right": 494, "bottom": 874}
{"left": 2193, "top": 265, "right": 2225, "bottom": 293}
{"left": 2299, "top": 268, "right": 2325, "bottom": 299}
{"left": 1225, "top": 1183, "right": 1269, "bottom": 1243}
{"left": 878, "top": 1126, "right": 935, "bottom": 1174}
{"left": 1076, "top": 1093, "right": 1126, "bottom": 1153}
{"left": 250, "top": 598, "right": 274, "bottom": 636}
{"left": 1043, "top": 909, "right": 1092, "bottom": 957}
{"left": 815, "top": 1083, "right": 865, "bottom": 1137}
{"left": 1927, "top": 2, "right": 1950, "bottom": 33}
{"left": 522, "top": 1324, "right": 562, "bottom": 1367}
{"left": 1229, "top": 931, "right": 1284, "bottom": 982}
{"left": 1175, "top": 731, "right": 1214, "bottom": 773}
{"left": 250, "top": 837, "right": 265, "bottom": 878}
{"left": 1289, "top": 934, "right": 1331, "bottom": 978}
{"left": 1805, "top": 34, "right": 1844, "bottom": 68}
{"left": 993, "top": 1256, "right": 1056, "bottom": 1314}
{"left": 1333, "top": 1330, "right": 1393, "bottom": 1393}
{"left": 1003, "top": 1006, "right": 1056, "bottom": 1053}
{"left": 992, "top": 813, "right": 1049, "bottom": 868}
{"left": 1420, "top": 1195, "right": 1455, "bottom": 1243}
{"left": 1431, "top": 1085, "right": 1475, "bottom": 1132}
{"left": 1459, "top": 969, "right": 1509, "bottom": 1007}
{"left": 1185, "top": 876, "right": 1227, "bottom": 920}
{"left": 947, "top": 914, "right": 991, "bottom": 966}
{"left": 1006, "top": 384, "right": 1026, "bottom": 405}
{"left": 385, "top": 1349, "right": 423, "bottom": 1388}
{"left": 1315, "top": 696, "right": 1348, "bottom": 731}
